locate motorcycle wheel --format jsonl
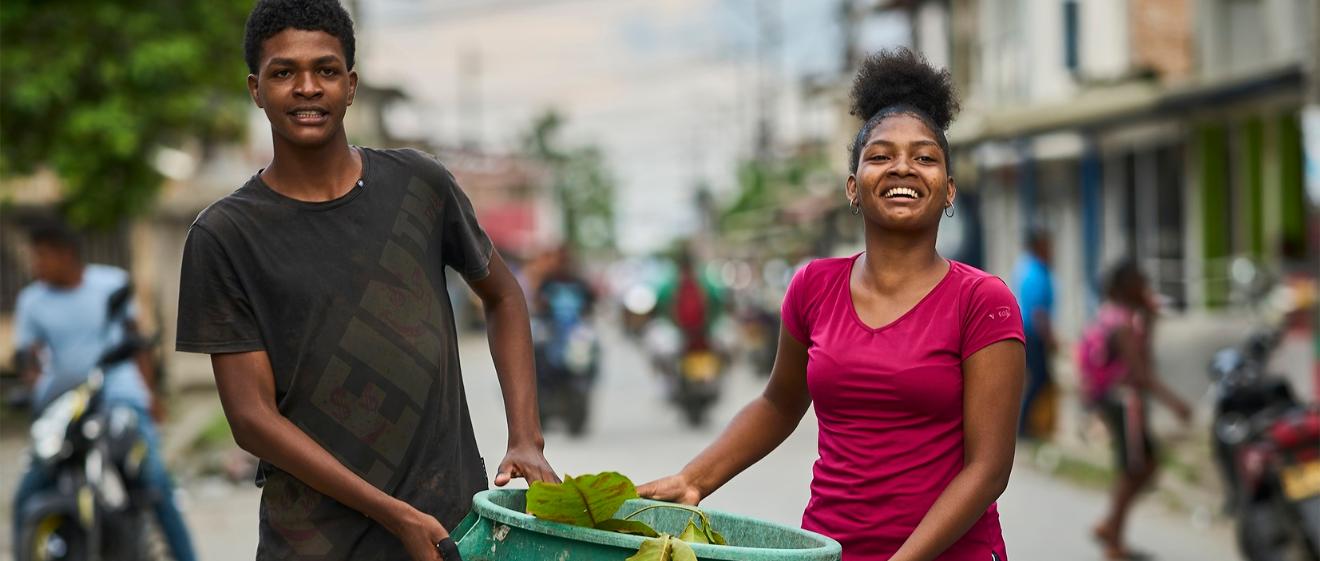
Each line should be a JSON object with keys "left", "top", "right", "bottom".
{"left": 1238, "top": 500, "right": 1314, "bottom": 561}
{"left": 19, "top": 514, "right": 86, "bottom": 561}
{"left": 566, "top": 389, "right": 590, "bottom": 438}
{"left": 137, "top": 517, "right": 174, "bottom": 561}
{"left": 682, "top": 400, "right": 709, "bottom": 428}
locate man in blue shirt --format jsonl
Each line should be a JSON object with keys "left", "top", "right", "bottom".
{"left": 11, "top": 222, "right": 196, "bottom": 561}
{"left": 1014, "top": 228, "right": 1056, "bottom": 439}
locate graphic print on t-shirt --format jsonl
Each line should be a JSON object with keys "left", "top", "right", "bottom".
{"left": 272, "top": 179, "right": 447, "bottom": 553}
{"left": 325, "top": 179, "right": 444, "bottom": 470}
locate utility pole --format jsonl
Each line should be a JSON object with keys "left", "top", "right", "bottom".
{"left": 754, "top": 0, "right": 781, "bottom": 156}
{"left": 458, "top": 47, "right": 483, "bottom": 150}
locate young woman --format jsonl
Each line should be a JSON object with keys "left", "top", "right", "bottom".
{"left": 1087, "top": 261, "right": 1191, "bottom": 560}
{"left": 639, "top": 48, "right": 1026, "bottom": 561}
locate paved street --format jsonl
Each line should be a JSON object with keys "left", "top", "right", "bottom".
{"left": 3, "top": 322, "right": 1243, "bottom": 560}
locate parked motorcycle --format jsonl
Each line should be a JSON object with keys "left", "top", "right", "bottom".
{"left": 1210, "top": 327, "right": 1320, "bottom": 561}
{"left": 16, "top": 286, "right": 168, "bottom": 561}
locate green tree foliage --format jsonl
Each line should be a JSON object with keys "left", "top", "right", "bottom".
{"left": 1, "top": 1, "right": 251, "bottom": 228}
{"left": 719, "top": 147, "right": 834, "bottom": 231}
{"left": 523, "top": 110, "right": 617, "bottom": 252}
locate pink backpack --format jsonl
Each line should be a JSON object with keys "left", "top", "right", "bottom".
{"left": 1075, "top": 304, "right": 1135, "bottom": 404}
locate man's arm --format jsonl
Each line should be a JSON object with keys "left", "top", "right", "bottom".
{"left": 1032, "top": 311, "right": 1057, "bottom": 354}
{"left": 466, "top": 251, "right": 559, "bottom": 486}
{"left": 211, "top": 351, "right": 451, "bottom": 561}
{"left": 124, "top": 317, "right": 165, "bottom": 420}
{"left": 15, "top": 344, "right": 42, "bottom": 388}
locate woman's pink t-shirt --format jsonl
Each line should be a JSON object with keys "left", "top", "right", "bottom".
{"left": 781, "top": 256, "right": 1024, "bottom": 561}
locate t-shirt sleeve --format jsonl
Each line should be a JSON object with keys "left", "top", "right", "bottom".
{"left": 780, "top": 263, "right": 813, "bottom": 346}
{"left": 175, "top": 225, "right": 264, "bottom": 354}
{"left": 13, "top": 289, "right": 41, "bottom": 350}
{"left": 961, "top": 277, "right": 1025, "bottom": 359}
{"left": 437, "top": 166, "right": 495, "bottom": 282}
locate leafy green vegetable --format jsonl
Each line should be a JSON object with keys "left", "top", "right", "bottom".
{"left": 678, "top": 519, "right": 707, "bottom": 544}
{"left": 526, "top": 472, "right": 638, "bottom": 527}
{"left": 625, "top": 534, "right": 697, "bottom": 561}
{"left": 525, "top": 472, "right": 726, "bottom": 560}
{"left": 595, "top": 519, "right": 660, "bottom": 537}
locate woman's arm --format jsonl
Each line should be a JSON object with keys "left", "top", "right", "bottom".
{"left": 890, "top": 339, "right": 1024, "bottom": 561}
{"left": 212, "top": 351, "right": 450, "bottom": 561}
{"left": 466, "top": 251, "right": 560, "bottom": 486}
{"left": 638, "top": 325, "right": 812, "bottom": 503}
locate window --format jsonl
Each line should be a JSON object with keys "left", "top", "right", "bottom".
{"left": 1063, "top": 0, "right": 1080, "bottom": 73}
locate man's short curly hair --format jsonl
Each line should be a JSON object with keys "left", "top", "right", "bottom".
{"left": 244, "top": 0, "right": 356, "bottom": 74}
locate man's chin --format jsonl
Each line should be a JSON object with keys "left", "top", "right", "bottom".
{"left": 273, "top": 129, "right": 341, "bottom": 150}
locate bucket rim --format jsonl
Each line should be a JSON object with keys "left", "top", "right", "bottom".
{"left": 469, "top": 488, "right": 842, "bottom": 557}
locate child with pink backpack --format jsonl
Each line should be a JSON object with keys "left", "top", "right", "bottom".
{"left": 1077, "top": 260, "right": 1192, "bottom": 560}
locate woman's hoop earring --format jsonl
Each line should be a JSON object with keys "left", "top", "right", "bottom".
{"left": 944, "top": 204, "right": 955, "bottom": 218}
{"left": 850, "top": 198, "right": 861, "bottom": 215}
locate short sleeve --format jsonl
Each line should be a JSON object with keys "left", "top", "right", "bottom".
{"left": 175, "top": 225, "right": 264, "bottom": 354}
{"left": 780, "top": 263, "right": 812, "bottom": 346}
{"left": 438, "top": 166, "right": 494, "bottom": 282}
{"left": 961, "top": 277, "right": 1025, "bottom": 359}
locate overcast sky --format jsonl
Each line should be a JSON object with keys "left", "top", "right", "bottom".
{"left": 355, "top": 0, "right": 905, "bottom": 253}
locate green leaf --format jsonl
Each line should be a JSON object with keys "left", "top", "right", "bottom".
{"left": 626, "top": 534, "right": 696, "bottom": 561}
{"left": 595, "top": 519, "right": 660, "bottom": 537}
{"left": 526, "top": 472, "right": 638, "bottom": 528}
{"left": 677, "top": 518, "right": 708, "bottom": 544}
{"left": 626, "top": 535, "right": 673, "bottom": 561}
{"left": 671, "top": 539, "right": 697, "bottom": 561}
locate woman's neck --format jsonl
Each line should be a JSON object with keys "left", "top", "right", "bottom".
{"left": 857, "top": 225, "right": 945, "bottom": 291}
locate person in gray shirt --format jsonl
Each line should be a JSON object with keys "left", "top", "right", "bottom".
{"left": 175, "top": 2, "right": 557, "bottom": 560}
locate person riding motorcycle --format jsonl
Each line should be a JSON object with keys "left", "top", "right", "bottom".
{"left": 654, "top": 249, "right": 725, "bottom": 353}
{"left": 530, "top": 246, "right": 599, "bottom": 435}
{"left": 11, "top": 222, "right": 196, "bottom": 561}
{"left": 650, "top": 248, "right": 728, "bottom": 426}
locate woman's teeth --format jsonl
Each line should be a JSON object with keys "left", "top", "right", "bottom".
{"left": 883, "top": 187, "right": 919, "bottom": 199}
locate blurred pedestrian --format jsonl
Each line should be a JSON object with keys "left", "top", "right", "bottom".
{"left": 1081, "top": 260, "right": 1192, "bottom": 560}
{"left": 1013, "top": 227, "right": 1057, "bottom": 440}
{"left": 173, "top": 2, "right": 556, "bottom": 560}
{"left": 12, "top": 221, "right": 197, "bottom": 561}
{"left": 640, "top": 48, "right": 1025, "bottom": 561}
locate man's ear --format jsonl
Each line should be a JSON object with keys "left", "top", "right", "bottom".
{"left": 347, "top": 70, "right": 358, "bottom": 107}
{"left": 247, "top": 74, "right": 262, "bottom": 108}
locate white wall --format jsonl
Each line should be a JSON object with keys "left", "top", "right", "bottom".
{"left": 974, "top": 0, "right": 1091, "bottom": 107}
{"left": 1079, "top": 0, "right": 1129, "bottom": 80}
{"left": 1024, "top": 0, "right": 1079, "bottom": 102}
{"left": 916, "top": 1, "right": 951, "bottom": 70}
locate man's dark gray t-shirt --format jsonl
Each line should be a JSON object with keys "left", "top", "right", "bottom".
{"left": 176, "top": 147, "right": 490, "bottom": 560}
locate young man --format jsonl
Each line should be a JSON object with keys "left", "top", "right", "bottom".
{"left": 175, "top": 2, "right": 556, "bottom": 560}
{"left": 13, "top": 223, "right": 197, "bottom": 561}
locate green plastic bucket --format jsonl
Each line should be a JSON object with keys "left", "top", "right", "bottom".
{"left": 453, "top": 489, "right": 841, "bottom": 560}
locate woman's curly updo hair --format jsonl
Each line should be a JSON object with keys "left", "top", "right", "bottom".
{"left": 848, "top": 48, "right": 960, "bottom": 174}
